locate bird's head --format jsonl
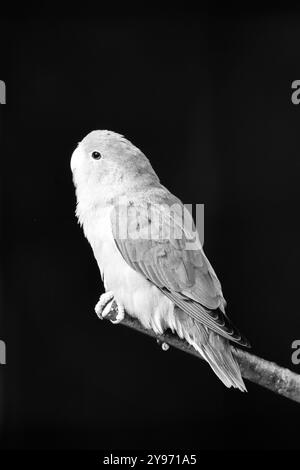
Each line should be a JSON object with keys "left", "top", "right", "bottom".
{"left": 71, "top": 130, "right": 158, "bottom": 200}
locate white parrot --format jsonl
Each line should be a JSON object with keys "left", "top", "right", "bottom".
{"left": 71, "top": 130, "right": 249, "bottom": 391}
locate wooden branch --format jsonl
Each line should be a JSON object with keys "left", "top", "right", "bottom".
{"left": 103, "top": 304, "right": 300, "bottom": 404}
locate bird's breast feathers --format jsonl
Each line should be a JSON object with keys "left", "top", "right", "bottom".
{"left": 82, "top": 204, "right": 174, "bottom": 333}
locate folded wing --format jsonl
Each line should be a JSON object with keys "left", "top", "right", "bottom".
{"left": 111, "top": 200, "right": 250, "bottom": 347}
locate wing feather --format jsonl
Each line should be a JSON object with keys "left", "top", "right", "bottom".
{"left": 111, "top": 201, "right": 250, "bottom": 347}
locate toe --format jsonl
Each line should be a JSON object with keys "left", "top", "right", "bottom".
{"left": 99, "top": 299, "right": 115, "bottom": 319}
{"left": 94, "top": 291, "right": 114, "bottom": 317}
{"left": 95, "top": 292, "right": 114, "bottom": 315}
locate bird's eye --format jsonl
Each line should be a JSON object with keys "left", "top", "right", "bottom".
{"left": 91, "top": 151, "right": 102, "bottom": 160}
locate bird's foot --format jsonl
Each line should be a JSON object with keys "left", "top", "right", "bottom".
{"left": 95, "top": 292, "right": 125, "bottom": 324}
{"left": 95, "top": 291, "right": 114, "bottom": 318}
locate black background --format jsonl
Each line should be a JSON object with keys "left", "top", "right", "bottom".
{"left": 1, "top": 9, "right": 300, "bottom": 451}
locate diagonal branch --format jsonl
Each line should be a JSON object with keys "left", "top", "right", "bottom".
{"left": 103, "top": 304, "right": 300, "bottom": 404}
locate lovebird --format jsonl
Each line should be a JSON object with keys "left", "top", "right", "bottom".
{"left": 71, "top": 130, "right": 250, "bottom": 391}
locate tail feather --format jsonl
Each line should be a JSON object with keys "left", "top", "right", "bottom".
{"left": 173, "top": 310, "right": 246, "bottom": 391}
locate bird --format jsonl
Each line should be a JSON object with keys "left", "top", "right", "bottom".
{"left": 71, "top": 130, "right": 250, "bottom": 391}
